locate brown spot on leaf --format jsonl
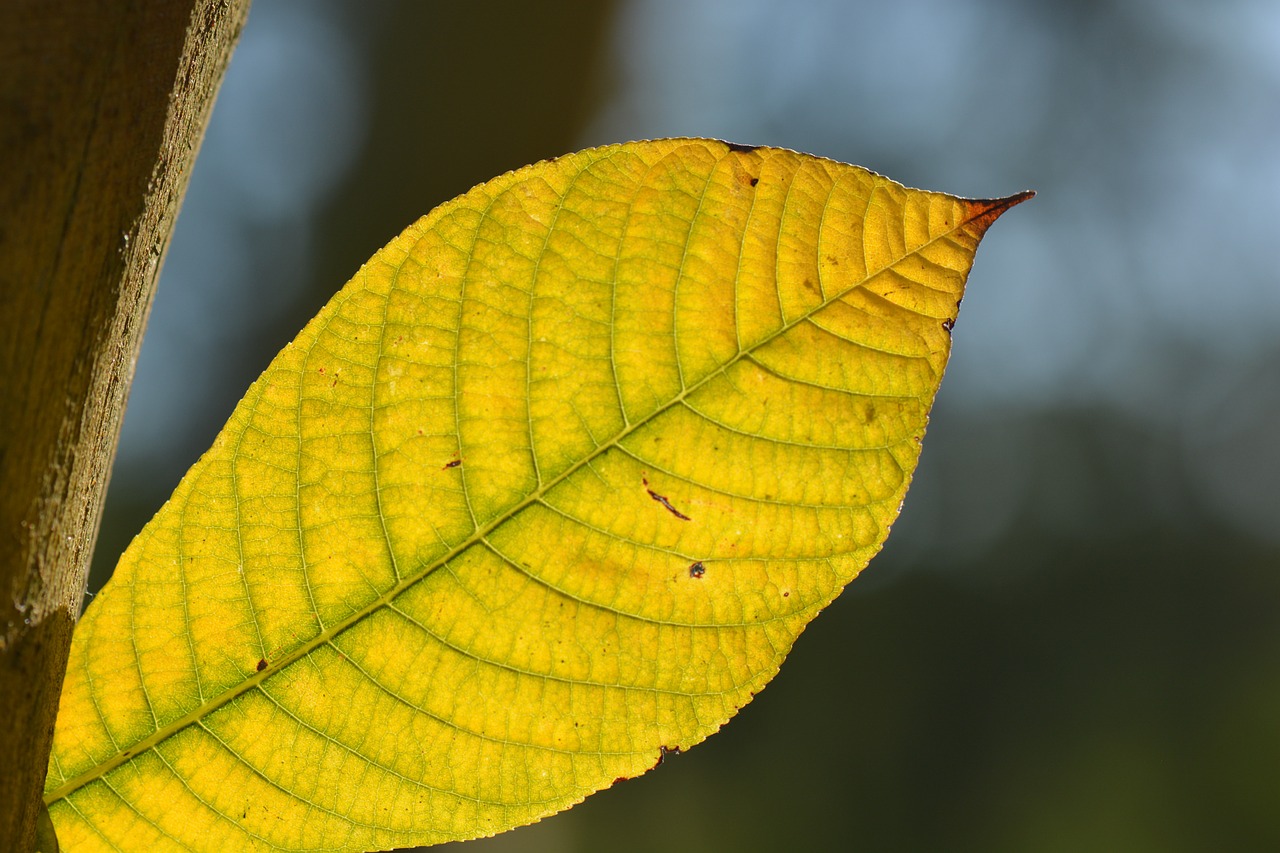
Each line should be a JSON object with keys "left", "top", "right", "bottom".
{"left": 726, "top": 141, "right": 760, "bottom": 154}
{"left": 942, "top": 318, "right": 955, "bottom": 332}
{"left": 442, "top": 458, "right": 462, "bottom": 470}
{"left": 648, "top": 488, "right": 691, "bottom": 521}
{"left": 689, "top": 562, "right": 706, "bottom": 578}
{"left": 256, "top": 659, "right": 267, "bottom": 672}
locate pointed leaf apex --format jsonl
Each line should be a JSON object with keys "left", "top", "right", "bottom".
{"left": 963, "top": 189, "right": 1035, "bottom": 234}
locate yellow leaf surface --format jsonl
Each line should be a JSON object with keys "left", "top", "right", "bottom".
{"left": 46, "top": 139, "right": 1029, "bottom": 851}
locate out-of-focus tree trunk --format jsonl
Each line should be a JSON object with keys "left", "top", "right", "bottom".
{"left": 0, "top": 1, "right": 250, "bottom": 847}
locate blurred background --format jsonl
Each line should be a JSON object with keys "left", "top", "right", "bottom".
{"left": 89, "top": 1, "right": 1280, "bottom": 850}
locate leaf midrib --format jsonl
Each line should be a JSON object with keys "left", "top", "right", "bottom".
{"left": 46, "top": 181, "right": 1010, "bottom": 807}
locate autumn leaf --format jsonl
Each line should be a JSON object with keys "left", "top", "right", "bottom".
{"left": 45, "top": 139, "right": 1029, "bottom": 851}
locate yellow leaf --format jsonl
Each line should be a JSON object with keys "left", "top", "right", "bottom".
{"left": 46, "top": 139, "right": 1029, "bottom": 851}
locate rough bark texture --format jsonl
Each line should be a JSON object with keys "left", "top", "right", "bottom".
{"left": 0, "top": 1, "right": 250, "bottom": 848}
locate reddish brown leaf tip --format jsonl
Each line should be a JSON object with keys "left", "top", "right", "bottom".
{"left": 963, "top": 190, "right": 1035, "bottom": 234}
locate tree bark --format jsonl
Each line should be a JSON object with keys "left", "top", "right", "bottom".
{"left": 0, "top": 1, "right": 250, "bottom": 848}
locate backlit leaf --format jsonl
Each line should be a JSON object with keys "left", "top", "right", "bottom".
{"left": 46, "top": 139, "right": 1029, "bottom": 851}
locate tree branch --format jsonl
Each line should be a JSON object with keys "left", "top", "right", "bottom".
{"left": 0, "top": 0, "right": 250, "bottom": 847}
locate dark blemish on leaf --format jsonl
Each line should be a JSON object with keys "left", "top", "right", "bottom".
{"left": 643, "top": 476, "right": 691, "bottom": 520}
{"left": 942, "top": 318, "right": 955, "bottom": 332}
{"left": 803, "top": 278, "right": 818, "bottom": 294}
{"left": 689, "top": 562, "right": 706, "bottom": 578}
{"left": 749, "top": 177, "right": 759, "bottom": 187}
{"left": 783, "top": 591, "right": 790, "bottom": 598}
{"left": 648, "top": 488, "right": 691, "bottom": 521}
{"left": 443, "top": 458, "right": 462, "bottom": 470}
{"left": 256, "top": 659, "right": 267, "bottom": 672}
{"left": 726, "top": 142, "right": 760, "bottom": 154}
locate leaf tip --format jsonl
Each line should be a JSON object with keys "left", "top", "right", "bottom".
{"left": 963, "top": 189, "right": 1035, "bottom": 234}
